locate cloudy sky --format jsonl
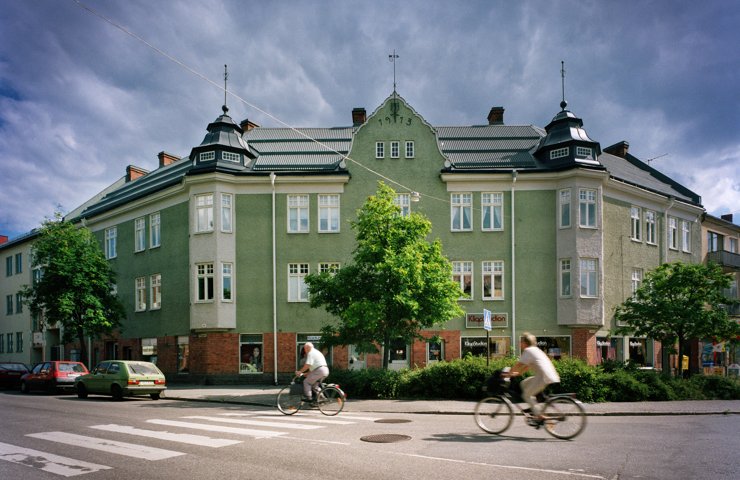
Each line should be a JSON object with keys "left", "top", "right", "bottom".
{"left": 1, "top": 0, "right": 738, "bottom": 239}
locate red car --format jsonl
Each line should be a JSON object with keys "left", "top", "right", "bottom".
{"left": 21, "top": 361, "right": 89, "bottom": 394}
{"left": 0, "top": 362, "right": 30, "bottom": 389}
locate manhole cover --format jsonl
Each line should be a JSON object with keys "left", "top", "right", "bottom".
{"left": 375, "top": 419, "right": 412, "bottom": 424}
{"left": 360, "top": 434, "right": 412, "bottom": 443}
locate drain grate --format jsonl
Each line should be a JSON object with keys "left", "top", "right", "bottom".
{"left": 375, "top": 419, "right": 412, "bottom": 424}
{"left": 360, "top": 434, "right": 412, "bottom": 443}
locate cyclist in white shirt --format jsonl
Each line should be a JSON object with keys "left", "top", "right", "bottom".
{"left": 504, "top": 332, "right": 560, "bottom": 418}
{"left": 295, "top": 342, "right": 329, "bottom": 402}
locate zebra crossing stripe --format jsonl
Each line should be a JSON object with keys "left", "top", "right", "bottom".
{"left": 89, "top": 424, "right": 241, "bottom": 447}
{"left": 26, "top": 432, "right": 184, "bottom": 461}
{"left": 253, "top": 415, "right": 357, "bottom": 425}
{"left": 0, "top": 441, "right": 111, "bottom": 477}
{"left": 146, "top": 419, "right": 287, "bottom": 438}
{"left": 182, "top": 415, "right": 323, "bottom": 430}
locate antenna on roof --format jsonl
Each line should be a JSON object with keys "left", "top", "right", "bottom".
{"left": 389, "top": 50, "right": 399, "bottom": 93}
{"left": 646, "top": 153, "right": 668, "bottom": 164}
{"left": 223, "top": 64, "right": 229, "bottom": 113}
{"left": 560, "top": 60, "right": 568, "bottom": 111}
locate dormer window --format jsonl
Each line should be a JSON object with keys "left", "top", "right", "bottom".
{"left": 199, "top": 151, "right": 215, "bottom": 162}
{"left": 222, "top": 151, "right": 240, "bottom": 163}
{"left": 550, "top": 147, "right": 569, "bottom": 160}
{"left": 576, "top": 146, "right": 593, "bottom": 159}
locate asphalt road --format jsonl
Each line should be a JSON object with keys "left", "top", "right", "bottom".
{"left": 1, "top": 391, "right": 738, "bottom": 479}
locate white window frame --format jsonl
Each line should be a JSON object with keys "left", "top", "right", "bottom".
{"left": 576, "top": 146, "right": 593, "bottom": 158}
{"left": 451, "top": 193, "right": 473, "bottom": 231}
{"left": 551, "top": 147, "right": 569, "bottom": 159}
{"left": 405, "top": 141, "right": 415, "bottom": 158}
{"left": 199, "top": 151, "right": 215, "bottom": 162}
{"left": 222, "top": 151, "right": 240, "bottom": 163}
{"left": 134, "top": 217, "right": 146, "bottom": 252}
{"left": 394, "top": 194, "right": 410, "bottom": 217}
{"left": 579, "top": 258, "right": 598, "bottom": 298}
{"left": 729, "top": 237, "right": 738, "bottom": 254}
{"left": 150, "top": 274, "right": 161, "bottom": 310}
{"left": 222, "top": 263, "right": 233, "bottom": 302}
{"left": 559, "top": 189, "right": 571, "bottom": 228}
{"left": 196, "top": 263, "right": 215, "bottom": 302}
{"left": 668, "top": 217, "right": 678, "bottom": 250}
{"left": 681, "top": 220, "right": 691, "bottom": 252}
{"left": 288, "top": 263, "right": 309, "bottom": 302}
{"left": 481, "top": 192, "right": 503, "bottom": 231}
{"left": 319, "top": 262, "right": 340, "bottom": 274}
{"left": 288, "top": 194, "right": 310, "bottom": 233}
{"left": 452, "top": 261, "right": 473, "bottom": 300}
{"left": 631, "top": 268, "right": 643, "bottom": 295}
{"left": 105, "top": 227, "right": 117, "bottom": 259}
{"left": 150, "top": 212, "right": 161, "bottom": 248}
{"left": 221, "top": 193, "right": 233, "bottom": 233}
{"left": 195, "top": 194, "right": 214, "bottom": 233}
{"left": 630, "top": 207, "right": 642, "bottom": 241}
{"left": 645, "top": 210, "right": 656, "bottom": 245}
{"left": 578, "top": 188, "right": 597, "bottom": 228}
{"left": 318, "top": 194, "right": 340, "bottom": 233}
{"left": 135, "top": 277, "right": 147, "bottom": 311}
{"left": 390, "top": 141, "right": 400, "bottom": 158}
{"left": 375, "top": 142, "right": 384, "bottom": 159}
{"left": 482, "top": 260, "right": 504, "bottom": 300}
{"left": 560, "top": 259, "right": 572, "bottom": 297}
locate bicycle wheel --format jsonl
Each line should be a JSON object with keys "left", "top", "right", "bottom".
{"left": 474, "top": 396, "right": 513, "bottom": 434}
{"left": 276, "top": 386, "right": 302, "bottom": 415}
{"left": 316, "top": 386, "right": 345, "bottom": 416}
{"left": 541, "top": 396, "right": 586, "bottom": 439}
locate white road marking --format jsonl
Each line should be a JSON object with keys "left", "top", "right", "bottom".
{"left": 27, "top": 432, "right": 184, "bottom": 461}
{"left": 182, "top": 415, "right": 322, "bottom": 430}
{"left": 254, "top": 415, "right": 357, "bottom": 425}
{"left": 89, "top": 424, "right": 241, "bottom": 447}
{"left": 146, "top": 419, "right": 287, "bottom": 438}
{"left": 0, "top": 441, "right": 111, "bottom": 477}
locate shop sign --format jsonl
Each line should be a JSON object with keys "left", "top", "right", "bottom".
{"left": 466, "top": 312, "right": 507, "bottom": 329}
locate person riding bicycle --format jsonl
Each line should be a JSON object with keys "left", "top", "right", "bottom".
{"left": 295, "top": 342, "right": 329, "bottom": 403}
{"left": 503, "top": 332, "right": 560, "bottom": 421}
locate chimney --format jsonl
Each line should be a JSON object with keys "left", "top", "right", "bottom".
{"left": 239, "top": 118, "right": 259, "bottom": 132}
{"left": 721, "top": 214, "right": 734, "bottom": 223}
{"left": 605, "top": 141, "right": 630, "bottom": 158}
{"left": 0, "top": 235, "right": 7, "bottom": 245}
{"left": 487, "top": 106, "right": 505, "bottom": 125}
{"left": 126, "top": 165, "right": 148, "bottom": 182}
{"left": 352, "top": 108, "right": 366, "bottom": 126}
{"left": 157, "top": 151, "right": 179, "bottom": 167}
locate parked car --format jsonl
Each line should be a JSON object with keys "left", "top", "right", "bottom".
{"left": 0, "top": 362, "right": 30, "bottom": 389}
{"left": 75, "top": 360, "right": 166, "bottom": 400}
{"left": 21, "top": 361, "right": 89, "bottom": 394}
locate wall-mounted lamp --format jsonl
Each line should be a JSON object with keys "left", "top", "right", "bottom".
{"left": 411, "top": 191, "right": 421, "bottom": 202}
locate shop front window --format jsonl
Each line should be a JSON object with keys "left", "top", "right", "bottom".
{"left": 296, "top": 334, "right": 332, "bottom": 370}
{"left": 628, "top": 337, "right": 651, "bottom": 367}
{"left": 427, "top": 340, "right": 444, "bottom": 364}
{"left": 240, "top": 334, "right": 263, "bottom": 373}
{"left": 177, "top": 336, "right": 189, "bottom": 373}
{"left": 531, "top": 336, "right": 571, "bottom": 360}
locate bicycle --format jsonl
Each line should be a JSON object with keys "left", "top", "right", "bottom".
{"left": 276, "top": 375, "right": 346, "bottom": 416}
{"left": 474, "top": 373, "right": 586, "bottom": 440}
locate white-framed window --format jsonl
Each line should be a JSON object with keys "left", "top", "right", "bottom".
{"left": 390, "top": 141, "right": 400, "bottom": 158}
{"left": 222, "top": 151, "right": 240, "bottom": 163}
{"left": 405, "top": 141, "right": 415, "bottom": 158}
{"left": 135, "top": 277, "right": 147, "bottom": 311}
{"left": 576, "top": 146, "right": 593, "bottom": 158}
{"left": 318, "top": 194, "right": 340, "bottom": 232}
{"left": 551, "top": 147, "right": 569, "bottom": 159}
{"left": 319, "top": 262, "right": 340, "bottom": 274}
{"left": 631, "top": 268, "right": 643, "bottom": 295}
{"left": 199, "top": 151, "right": 215, "bottom": 162}
{"left": 15, "top": 292, "right": 22, "bottom": 313}
{"left": 681, "top": 220, "right": 691, "bottom": 252}
{"left": 451, "top": 193, "right": 472, "bottom": 231}
{"left": 134, "top": 217, "right": 146, "bottom": 252}
{"left": 150, "top": 212, "right": 161, "bottom": 248}
{"left": 239, "top": 334, "right": 263, "bottom": 374}
{"left": 645, "top": 210, "right": 656, "bottom": 244}
{"left": 482, "top": 260, "right": 504, "bottom": 300}
{"left": 668, "top": 217, "right": 678, "bottom": 250}
{"left": 15, "top": 332, "right": 22, "bottom": 353}
{"left": 6, "top": 295, "right": 12, "bottom": 315}
{"left": 707, "top": 231, "right": 720, "bottom": 252}
{"left": 452, "top": 261, "right": 473, "bottom": 299}
{"left": 150, "top": 274, "right": 161, "bottom": 310}
{"left": 376, "top": 142, "right": 384, "bottom": 158}
{"left": 288, "top": 263, "right": 309, "bottom": 302}
{"left": 221, "top": 194, "right": 233, "bottom": 233}
{"left": 196, "top": 263, "right": 214, "bottom": 302}
{"left": 0, "top": 334, "right": 4, "bottom": 353}
{"left": 288, "top": 194, "right": 310, "bottom": 233}
{"left": 729, "top": 237, "right": 738, "bottom": 253}
{"left": 394, "top": 193, "right": 410, "bottom": 217}
{"left": 222, "top": 263, "right": 233, "bottom": 301}
{"left": 105, "top": 227, "right": 117, "bottom": 259}
{"left": 195, "top": 194, "right": 214, "bottom": 233}
{"left": 560, "top": 259, "right": 572, "bottom": 297}
{"left": 579, "top": 189, "right": 597, "bottom": 228}
{"left": 579, "top": 258, "right": 598, "bottom": 297}
{"left": 559, "top": 189, "right": 571, "bottom": 228}
{"left": 630, "top": 207, "right": 642, "bottom": 241}
{"left": 481, "top": 192, "right": 503, "bottom": 231}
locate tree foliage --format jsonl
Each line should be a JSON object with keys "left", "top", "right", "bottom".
{"left": 21, "top": 213, "right": 125, "bottom": 367}
{"left": 305, "top": 182, "right": 465, "bottom": 369}
{"left": 614, "top": 262, "right": 738, "bottom": 376}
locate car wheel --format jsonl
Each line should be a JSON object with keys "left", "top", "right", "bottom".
{"left": 21, "top": 381, "right": 30, "bottom": 394}
{"left": 150, "top": 393, "right": 160, "bottom": 400}
{"left": 77, "top": 383, "right": 88, "bottom": 399}
{"left": 48, "top": 380, "right": 58, "bottom": 395}
{"left": 111, "top": 384, "right": 124, "bottom": 401}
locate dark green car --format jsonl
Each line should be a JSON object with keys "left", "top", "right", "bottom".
{"left": 75, "top": 360, "right": 166, "bottom": 400}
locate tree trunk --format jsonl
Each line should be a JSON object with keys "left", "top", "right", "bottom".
{"left": 76, "top": 325, "right": 88, "bottom": 370}
{"left": 382, "top": 336, "right": 390, "bottom": 370}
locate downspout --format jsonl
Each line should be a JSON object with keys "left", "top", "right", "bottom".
{"left": 270, "top": 172, "right": 278, "bottom": 385}
{"left": 511, "top": 170, "right": 517, "bottom": 354}
{"left": 663, "top": 196, "right": 675, "bottom": 264}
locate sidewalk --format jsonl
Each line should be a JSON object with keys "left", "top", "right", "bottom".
{"left": 163, "top": 384, "right": 740, "bottom": 416}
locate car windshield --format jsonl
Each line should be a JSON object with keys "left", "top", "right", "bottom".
{"left": 59, "top": 363, "right": 86, "bottom": 373}
{"left": 0, "top": 364, "right": 28, "bottom": 372}
{"left": 127, "top": 363, "right": 161, "bottom": 375}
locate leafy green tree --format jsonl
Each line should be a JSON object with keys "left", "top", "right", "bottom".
{"left": 614, "top": 262, "right": 738, "bottom": 377}
{"left": 21, "top": 214, "right": 125, "bottom": 368}
{"left": 305, "top": 182, "right": 465, "bottom": 369}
